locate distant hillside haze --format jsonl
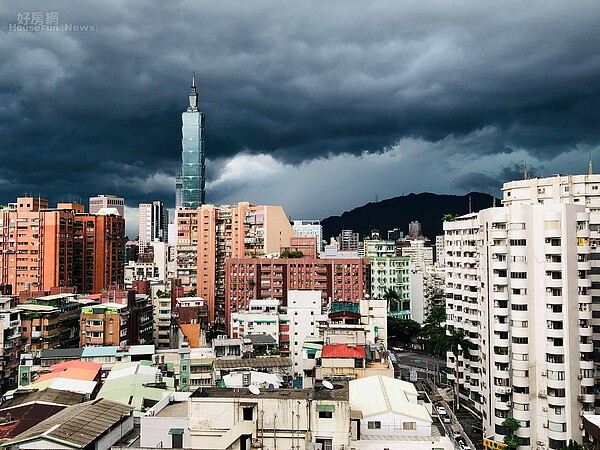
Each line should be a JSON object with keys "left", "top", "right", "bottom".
{"left": 321, "top": 192, "right": 498, "bottom": 241}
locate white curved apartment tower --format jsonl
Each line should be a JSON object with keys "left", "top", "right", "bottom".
{"left": 445, "top": 201, "right": 594, "bottom": 449}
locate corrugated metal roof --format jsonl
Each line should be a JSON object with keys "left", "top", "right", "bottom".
{"left": 4, "top": 399, "right": 133, "bottom": 448}
{"left": 0, "top": 403, "right": 65, "bottom": 440}
{"left": 40, "top": 348, "right": 83, "bottom": 360}
{"left": 81, "top": 346, "right": 119, "bottom": 357}
{"left": 0, "top": 389, "right": 85, "bottom": 411}
{"left": 214, "top": 356, "right": 292, "bottom": 370}
{"left": 349, "top": 375, "right": 430, "bottom": 422}
{"left": 321, "top": 344, "right": 366, "bottom": 359}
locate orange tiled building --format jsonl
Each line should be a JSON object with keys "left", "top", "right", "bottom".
{"left": 0, "top": 197, "right": 124, "bottom": 295}
{"left": 175, "top": 202, "right": 295, "bottom": 325}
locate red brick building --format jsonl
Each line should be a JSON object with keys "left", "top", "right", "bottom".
{"left": 225, "top": 257, "right": 370, "bottom": 329}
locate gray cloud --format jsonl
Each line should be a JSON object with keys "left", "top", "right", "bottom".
{"left": 0, "top": 0, "right": 599, "bottom": 219}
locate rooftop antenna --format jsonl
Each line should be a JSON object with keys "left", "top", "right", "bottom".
{"left": 468, "top": 195, "right": 472, "bottom": 214}
{"left": 523, "top": 161, "right": 529, "bottom": 180}
{"left": 248, "top": 385, "right": 260, "bottom": 395}
{"left": 589, "top": 151, "right": 593, "bottom": 175}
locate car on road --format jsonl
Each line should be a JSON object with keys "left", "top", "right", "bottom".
{"left": 441, "top": 414, "right": 451, "bottom": 424}
{"left": 436, "top": 405, "right": 447, "bottom": 416}
{"left": 452, "top": 430, "right": 461, "bottom": 439}
{"left": 460, "top": 442, "right": 470, "bottom": 450}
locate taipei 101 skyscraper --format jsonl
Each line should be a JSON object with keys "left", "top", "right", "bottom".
{"left": 176, "top": 71, "right": 206, "bottom": 209}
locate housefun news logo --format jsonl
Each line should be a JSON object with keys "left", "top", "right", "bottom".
{"left": 8, "top": 12, "right": 98, "bottom": 32}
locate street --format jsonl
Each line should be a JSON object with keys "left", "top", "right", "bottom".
{"left": 391, "top": 350, "right": 483, "bottom": 450}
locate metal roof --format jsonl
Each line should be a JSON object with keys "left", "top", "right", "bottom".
{"left": 40, "top": 348, "right": 84, "bottom": 360}
{"left": 81, "top": 346, "right": 119, "bottom": 357}
{"left": 321, "top": 344, "right": 366, "bottom": 359}
{"left": 0, "top": 388, "right": 85, "bottom": 411}
{"left": 244, "top": 334, "right": 277, "bottom": 345}
{"left": 214, "top": 356, "right": 292, "bottom": 370}
{"left": 4, "top": 399, "right": 133, "bottom": 448}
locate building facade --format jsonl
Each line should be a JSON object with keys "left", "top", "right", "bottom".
{"left": 175, "top": 202, "right": 295, "bottom": 326}
{"left": 176, "top": 72, "right": 206, "bottom": 209}
{"left": 88, "top": 194, "right": 124, "bottom": 217}
{"left": 364, "top": 240, "right": 411, "bottom": 317}
{"left": 138, "top": 201, "right": 169, "bottom": 249}
{"left": 225, "top": 257, "right": 370, "bottom": 330}
{"left": 445, "top": 202, "right": 595, "bottom": 448}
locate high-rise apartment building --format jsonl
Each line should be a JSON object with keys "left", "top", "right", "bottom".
{"left": 292, "top": 220, "right": 323, "bottom": 254}
{"left": 0, "top": 198, "right": 73, "bottom": 292}
{"left": 138, "top": 201, "right": 168, "bottom": 248}
{"left": 0, "top": 198, "right": 125, "bottom": 295}
{"left": 72, "top": 213, "right": 126, "bottom": 294}
{"left": 176, "top": 72, "right": 206, "bottom": 209}
{"left": 364, "top": 239, "right": 411, "bottom": 318}
{"left": 444, "top": 201, "right": 594, "bottom": 448}
{"left": 225, "top": 257, "right": 370, "bottom": 330}
{"left": 175, "top": 202, "right": 295, "bottom": 325}
{"left": 89, "top": 194, "right": 124, "bottom": 217}
{"left": 338, "top": 230, "right": 360, "bottom": 251}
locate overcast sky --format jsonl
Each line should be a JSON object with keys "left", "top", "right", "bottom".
{"left": 1, "top": 1, "right": 599, "bottom": 236}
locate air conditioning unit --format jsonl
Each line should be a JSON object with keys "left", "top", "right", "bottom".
{"left": 580, "top": 411, "right": 585, "bottom": 417}
{"left": 542, "top": 407, "right": 548, "bottom": 412}
{"left": 506, "top": 401, "right": 512, "bottom": 406}
{"left": 537, "top": 441, "right": 545, "bottom": 446}
{"left": 542, "top": 423, "right": 548, "bottom": 428}
{"left": 578, "top": 374, "right": 583, "bottom": 380}
{"left": 580, "top": 424, "right": 584, "bottom": 430}
{"left": 506, "top": 387, "right": 512, "bottom": 393}
{"left": 538, "top": 391, "right": 547, "bottom": 398}
{"left": 541, "top": 370, "right": 547, "bottom": 376}
{"left": 577, "top": 394, "right": 585, "bottom": 401}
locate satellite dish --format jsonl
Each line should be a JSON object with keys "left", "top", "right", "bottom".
{"left": 268, "top": 383, "right": 275, "bottom": 392}
{"left": 249, "top": 385, "right": 260, "bottom": 395}
{"left": 322, "top": 380, "right": 334, "bottom": 390}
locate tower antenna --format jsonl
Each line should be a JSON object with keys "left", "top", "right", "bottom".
{"left": 589, "top": 151, "right": 593, "bottom": 175}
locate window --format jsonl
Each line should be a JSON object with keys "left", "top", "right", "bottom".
{"left": 510, "top": 272, "right": 527, "bottom": 279}
{"left": 548, "top": 421, "right": 567, "bottom": 432}
{"left": 509, "top": 239, "right": 526, "bottom": 246}
{"left": 547, "top": 370, "right": 565, "bottom": 380}
{"left": 512, "top": 353, "right": 528, "bottom": 361}
{"left": 319, "top": 411, "right": 333, "bottom": 418}
{"left": 403, "top": 422, "right": 416, "bottom": 430}
{"left": 368, "top": 421, "right": 381, "bottom": 429}
{"left": 512, "top": 337, "right": 528, "bottom": 344}
{"left": 242, "top": 407, "right": 254, "bottom": 421}
{"left": 511, "top": 304, "right": 527, "bottom": 311}
{"left": 513, "top": 402, "right": 529, "bottom": 411}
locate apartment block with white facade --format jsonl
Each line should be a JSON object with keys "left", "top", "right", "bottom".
{"left": 444, "top": 202, "right": 595, "bottom": 449}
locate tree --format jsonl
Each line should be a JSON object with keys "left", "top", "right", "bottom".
{"left": 383, "top": 288, "right": 400, "bottom": 313}
{"left": 501, "top": 417, "right": 521, "bottom": 450}
{"left": 388, "top": 317, "right": 422, "bottom": 345}
{"left": 281, "top": 249, "right": 304, "bottom": 258}
{"left": 426, "top": 306, "right": 446, "bottom": 326}
{"left": 442, "top": 213, "right": 458, "bottom": 222}
{"left": 445, "top": 327, "right": 471, "bottom": 410}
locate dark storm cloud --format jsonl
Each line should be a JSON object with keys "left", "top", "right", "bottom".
{"left": 0, "top": 0, "right": 599, "bottom": 211}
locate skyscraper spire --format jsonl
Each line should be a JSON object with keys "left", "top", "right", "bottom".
{"left": 188, "top": 70, "right": 198, "bottom": 111}
{"left": 589, "top": 151, "right": 593, "bottom": 175}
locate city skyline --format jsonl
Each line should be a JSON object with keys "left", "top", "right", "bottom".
{"left": 0, "top": 1, "right": 599, "bottom": 235}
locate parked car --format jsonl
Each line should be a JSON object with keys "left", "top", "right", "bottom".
{"left": 441, "top": 414, "right": 451, "bottom": 424}
{"left": 452, "top": 430, "right": 462, "bottom": 439}
{"left": 436, "top": 405, "right": 447, "bottom": 416}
